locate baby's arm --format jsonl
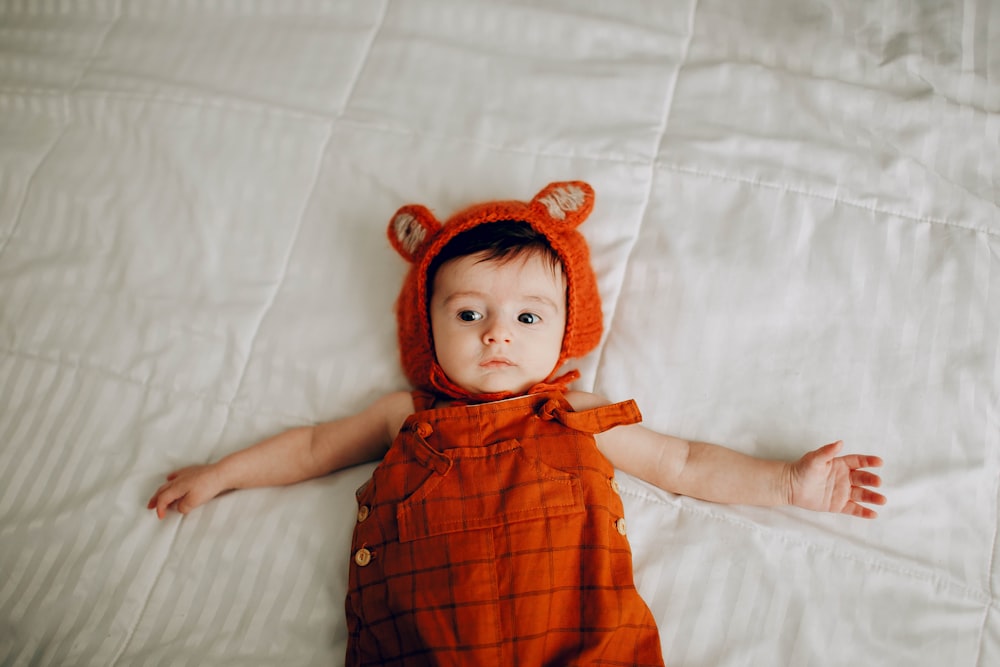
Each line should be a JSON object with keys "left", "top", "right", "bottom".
{"left": 147, "top": 391, "right": 413, "bottom": 519}
{"left": 571, "top": 393, "right": 885, "bottom": 518}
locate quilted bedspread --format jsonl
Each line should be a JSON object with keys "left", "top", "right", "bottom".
{"left": 1, "top": 1, "right": 997, "bottom": 665}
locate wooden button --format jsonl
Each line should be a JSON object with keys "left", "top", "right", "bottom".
{"left": 354, "top": 548, "right": 372, "bottom": 567}
{"left": 357, "top": 505, "right": 370, "bottom": 523}
{"left": 615, "top": 518, "right": 627, "bottom": 536}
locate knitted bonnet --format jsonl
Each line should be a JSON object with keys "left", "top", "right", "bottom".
{"left": 387, "top": 181, "right": 603, "bottom": 401}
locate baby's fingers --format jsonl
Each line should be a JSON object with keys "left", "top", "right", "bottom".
{"left": 851, "top": 469, "right": 882, "bottom": 488}
{"left": 149, "top": 480, "right": 193, "bottom": 519}
{"left": 153, "top": 490, "right": 181, "bottom": 520}
{"left": 838, "top": 454, "right": 883, "bottom": 470}
{"left": 852, "top": 486, "right": 887, "bottom": 507}
{"left": 843, "top": 501, "right": 880, "bottom": 520}
{"left": 841, "top": 486, "right": 887, "bottom": 520}
{"left": 147, "top": 479, "right": 178, "bottom": 510}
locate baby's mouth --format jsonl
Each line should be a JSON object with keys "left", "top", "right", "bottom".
{"left": 480, "top": 357, "right": 514, "bottom": 368}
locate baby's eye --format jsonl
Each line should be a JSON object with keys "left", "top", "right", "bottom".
{"left": 458, "top": 310, "right": 483, "bottom": 322}
{"left": 518, "top": 313, "right": 541, "bottom": 324}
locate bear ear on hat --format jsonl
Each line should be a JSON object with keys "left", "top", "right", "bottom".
{"left": 529, "top": 181, "right": 594, "bottom": 228}
{"left": 388, "top": 204, "right": 442, "bottom": 263}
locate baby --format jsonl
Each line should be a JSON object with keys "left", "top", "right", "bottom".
{"left": 148, "top": 181, "right": 886, "bottom": 666}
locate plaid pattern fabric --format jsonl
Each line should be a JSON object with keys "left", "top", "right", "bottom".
{"left": 345, "top": 392, "right": 665, "bottom": 666}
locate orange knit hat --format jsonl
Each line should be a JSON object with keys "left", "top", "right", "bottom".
{"left": 387, "top": 181, "right": 603, "bottom": 401}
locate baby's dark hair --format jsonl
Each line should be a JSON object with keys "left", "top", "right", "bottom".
{"left": 427, "top": 221, "right": 563, "bottom": 288}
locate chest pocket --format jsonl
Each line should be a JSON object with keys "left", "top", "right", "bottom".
{"left": 396, "top": 437, "right": 585, "bottom": 543}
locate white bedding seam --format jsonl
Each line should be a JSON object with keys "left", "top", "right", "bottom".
{"left": 337, "top": 0, "right": 389, "bottom": 117}
{"left": 105, "top": 12, "right": 390, "bottom": 660}
{"left": 1, "top": 79, "right": 992, "bottom": 241}
{"left": 0, "top": 83, "right": 334, "bottom": 123}
{"left": 0, "top": 117, "right": 65, "bottom": 265}
{"left": 108, "top": 512, "right": 184, "bottom": 666}
{"left": 974, "top": 467, "right": 1000, "bottom": 666}
{"left": 657, "top": 161, "right": 999, "bottom": 240}
{"left": 592, "top": 0, "right": 698, "bottom": 392}
{"left": 218, "top": 173, "right": 318, "bottom": 408}
{"left": 0, "top": 83, "right": 655, "bottom": 162}
{"left": 219, "top": 0, "right": 388, "bottom": 415}
{"left": 40, "top": 4, "right": 182, "bottom": 665}
{"left": 0, "top": 345, "right": 318, "bottom": 425}
{"left": 618, "top": 482, "right": 994, "bottom": 607}
{"left": 101, "top": 33, "right": 400, "bottom": 667}
{"left": 0, "top": 2, "right": 127, "bottom": 265}
{"left": 107, "top": 127, "right": 326, "bottom": 667}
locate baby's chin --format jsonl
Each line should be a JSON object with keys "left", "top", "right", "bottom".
{"left": 464, "top": 382, "right": 532, "bottom": 396}
{"left": 461, "top": 374, "right": 545, "bottom": 397}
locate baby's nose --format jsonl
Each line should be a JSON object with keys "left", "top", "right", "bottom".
{"left": 483, "top": 321, "right": 512, "bottom": 344}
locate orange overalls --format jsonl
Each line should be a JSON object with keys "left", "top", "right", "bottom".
{"left": 345, "top": 391, "right": 665, "bottom": 666}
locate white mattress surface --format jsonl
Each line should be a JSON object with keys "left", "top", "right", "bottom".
{"left": 1, "top": 1, "right": 997, "bottom": 665}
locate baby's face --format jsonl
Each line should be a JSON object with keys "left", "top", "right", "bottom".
{"left": 430, "top": 251, "right": 567, "bottom": 396}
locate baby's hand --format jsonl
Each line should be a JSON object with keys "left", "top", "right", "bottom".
{"left": 788, "top": 441, "right": 886, "bottom": 519}
{"left": 147, "top": 464, "right": 227, "bottom": 519}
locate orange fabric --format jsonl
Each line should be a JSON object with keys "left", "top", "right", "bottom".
{"left": 386, "top": 182, "right": 604, "bottom": 402}
{"left": 346, "top": 392, "right": 665, "bottom": 666}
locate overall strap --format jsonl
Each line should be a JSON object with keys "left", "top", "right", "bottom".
{"left": 410, "top": 390, "right": 437, "bottom": 412}
{"left": 539, "top": 397, "right": 642, "bottom": 435}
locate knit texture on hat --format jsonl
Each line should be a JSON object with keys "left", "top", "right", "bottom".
{"left": 387, "top": 181, "right": 603, "bottom": 402}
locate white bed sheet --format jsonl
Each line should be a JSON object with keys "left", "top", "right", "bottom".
{"left": 0, "top": 1, "right": 997, "bottom": 665}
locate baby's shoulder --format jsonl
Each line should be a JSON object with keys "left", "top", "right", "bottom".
{"left": 367, "top": 390, "right": 416, "bottom": 440}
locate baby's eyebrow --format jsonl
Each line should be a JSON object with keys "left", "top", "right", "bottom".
{"left": 442, "top": 291, "right": 561, "bottom": 311}
{"left": 441, "top": 290, "right": 488, "bottom": 305}
{"left": 522, "top": 294, "right": 561, "bottom": 311}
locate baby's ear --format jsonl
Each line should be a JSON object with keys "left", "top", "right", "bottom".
{"left": 388, "top": 205, "right": 442, "bottom": 262}
{"left": 529, "top": 181, "right": 595, "bottom": 228}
